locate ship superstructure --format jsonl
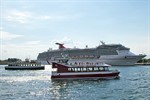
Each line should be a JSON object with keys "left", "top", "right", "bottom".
{"left": 37, "top": 41, "right": 146, "bottom": 65}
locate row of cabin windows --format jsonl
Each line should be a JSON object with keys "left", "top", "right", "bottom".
{"left": 69, "top": 62, "right": 103, "bottom": 66}
{"left": 8, "top": 64, "right": 41, "bottom": 66}
{"left": 46, "top": 48, "right": 117, "bottom": 57}
{"left": 68, "top": 67, "right": 108, "bottom": 72}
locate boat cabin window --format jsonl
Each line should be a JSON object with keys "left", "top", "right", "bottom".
{"left": 94, "top": 67, "right": 98, "bottom": 71}
{"left": 83, "top": 68, "right": 86, "bottom": 71}
{"left": 87, "top": 68, "right": 93, "bottom": 71}
{"left": 52, "top": 68, "right": 57, "bottom": 72}
{"left": 74, "top": 68, "right": 77, "bottom": 71}
{"left": 67, "top": 66, "right": 109, "bottom": 72}
{"left": 104, "top": 67, "right": 109, "bottom": 71}
{"left": 72, "top": 68, "right": 75, "bottom": 71}
{"left": 68, "top": 68, "right": 71, "bottom": 71}
{"left": 99, "top": 67, "right": 103, "bottom": 70}
{"left": 78, "top": 68, "right": 81, "bottom": 71}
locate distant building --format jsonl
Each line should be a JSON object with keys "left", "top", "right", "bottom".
{"left": 25, "top": 58, "right": 30, "bottom": 62}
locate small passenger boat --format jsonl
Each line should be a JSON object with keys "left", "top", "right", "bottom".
{"left": 5, "top": 62, "right": 44, "bottom": 70}
{"left": 51, "top": 59, "right": 120, "bottom": 80}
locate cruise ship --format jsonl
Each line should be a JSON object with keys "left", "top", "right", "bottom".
{"left": 37, "top": 41, "right": 146, "bottom": 65}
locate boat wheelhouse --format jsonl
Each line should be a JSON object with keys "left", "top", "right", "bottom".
{"left": 51, "top": 60, "right": 120, "bottom": 80}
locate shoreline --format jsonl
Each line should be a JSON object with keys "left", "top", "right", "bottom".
{"left": 135, "top": 63, "right": 150, "bottom": 65}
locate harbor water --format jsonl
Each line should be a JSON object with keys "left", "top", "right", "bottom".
{"left": 0, "top": 65, "right": 150, "bottom": 100}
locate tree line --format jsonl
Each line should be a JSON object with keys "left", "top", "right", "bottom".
{"left": 137, "top": 58, "right": 150, "bottom": 63}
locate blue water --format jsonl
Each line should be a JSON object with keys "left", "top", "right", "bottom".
{"left": 0, "top": 65, "right": 150, "bottom": 100}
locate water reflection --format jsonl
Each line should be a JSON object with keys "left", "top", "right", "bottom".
{"left": 49, "top": 79, "right": 114, "bottom": 100}
{"left": 50, "top": 80, "right": 70, "bottom": 100}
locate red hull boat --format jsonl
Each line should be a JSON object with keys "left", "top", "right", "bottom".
{"left": 51, "top": 60, "right": 120, "bottom": 80}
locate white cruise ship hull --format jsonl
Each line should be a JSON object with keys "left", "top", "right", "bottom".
{"left": 99, "top": 55, "right": 146, "bottom": 66}
{"left": 40, "top": 54, "right": 145, "bottom": 66}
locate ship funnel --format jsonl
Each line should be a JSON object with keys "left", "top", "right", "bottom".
{"left": 56, "top": 43, "right": 66, "bottom": 49}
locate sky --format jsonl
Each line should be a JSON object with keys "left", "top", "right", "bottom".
{"left": 0, "top": 0, "right": 150, "bottom": 60}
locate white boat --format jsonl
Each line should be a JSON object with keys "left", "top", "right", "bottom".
{"left": 38, "top": 41, "right": 146, "bottom": 66}
{"left": 5, "top": 62, "right": 44, "bottom": 70}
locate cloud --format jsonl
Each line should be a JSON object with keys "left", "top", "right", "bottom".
{"left": 38, "top": 15, "right": 52, "bottom": 20}
{"left": 50, "top": 36, "right": 84, "bottom": 49}
{"left": 60, "top": 36, "right": 73, "bottom": 44}
{"left": 3, "top": 9, "right": 83, "bottom": 24}
{"left": 51, "top": 36, "right": 73, "bottom": 44}
{"left": 38, "top": 14, "right": 81, "bottom": 21}
{"left": 0, "top": 31, "right": 23, "bottom": 40}
{"left": 25, "top": 40, "right": 40, "bottom": 45}
{"left": 5, "top": 10, "right": 32, "bottom": 24}
{"left": 38, "top": 15, "right": 63, "bottom": 20}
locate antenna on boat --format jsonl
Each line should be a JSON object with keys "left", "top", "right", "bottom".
{"left": 100, "top": 41, "right": 105, "bottom": 45}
